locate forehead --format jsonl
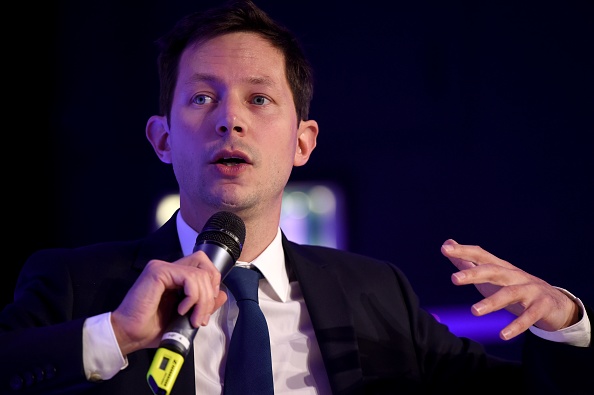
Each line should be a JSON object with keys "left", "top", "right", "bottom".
{"left": 179, "top": 32, "right": 287, "bottom": 85}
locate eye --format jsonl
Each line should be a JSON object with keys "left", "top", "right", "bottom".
{"left": 192, "top": 94, "right": 215, "bottom": 105}
{"left": 251, "top": 95, "right": 271, "bottom": 106}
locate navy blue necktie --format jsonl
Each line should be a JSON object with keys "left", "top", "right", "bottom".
{"left": 223, "top": 266, "right": 274, "bottom": 395}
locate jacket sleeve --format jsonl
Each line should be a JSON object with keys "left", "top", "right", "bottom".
{"left": 521, "top": 304, "right": 594, "bottom": 394}
{"left": 0, "top": 319, "right": 95, "bottom": 394}
{"left": 0, "top": 249, "right": 96, "bottom": 394}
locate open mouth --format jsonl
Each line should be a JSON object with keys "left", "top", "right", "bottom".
{"left": 216, "top": 157, "right": 247, "bottom": 166}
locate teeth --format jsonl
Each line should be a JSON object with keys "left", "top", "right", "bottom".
{"left": 218, "top": 157, "right": 243, "bottom": 165}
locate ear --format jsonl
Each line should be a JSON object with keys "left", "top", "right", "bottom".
{"left": 294, "top": 119, "right": 318, "bottom": 167}
{"left": 146, "top": 115, "right": 172, "bottom": 164}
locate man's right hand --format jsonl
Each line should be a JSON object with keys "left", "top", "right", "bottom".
{"left": 110, "top": 250, "right": 228, "bottom": 356}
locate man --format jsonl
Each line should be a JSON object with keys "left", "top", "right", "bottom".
{"left": 1, "top": 1, "right": 591, "bottom": 394}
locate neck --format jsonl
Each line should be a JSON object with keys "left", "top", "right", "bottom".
{"left": 180, "top": 204, "right": 282, "bottom": 263}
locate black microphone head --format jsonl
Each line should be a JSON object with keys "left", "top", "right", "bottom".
{"left": 196, "top": 211, "right": 246, "bottom": 262}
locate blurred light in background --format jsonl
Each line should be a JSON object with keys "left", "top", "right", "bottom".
{"left": 154, "top": 181, "right": 347, "bottom": 249}
{"left": 155, "top": 193, "right": 182, "bottom": 227}
{"left": 280, "top": 182, "right": 346, "bottom": 249}
{"left": 155, "top": 182, "right": 346, "bottom": 249}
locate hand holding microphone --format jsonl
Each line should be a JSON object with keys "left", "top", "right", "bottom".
{"left": 146, "top": 211, "right": 246, "bottom": 395}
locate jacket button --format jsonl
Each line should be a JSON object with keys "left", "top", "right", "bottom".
{"left": 33, "top": 367, "right": 45, "bottom": 382}
{"left": 89, "top": 373, "right": 103, "bottom": 382}
{"left": 44, "top": 364, "right": 57, "bottom": 379}
{"left": 23, "top": 371, "right": 35, "bottom": 387}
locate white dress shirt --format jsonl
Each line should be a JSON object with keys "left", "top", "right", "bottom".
{"left": 176, "top": 212, "right": 331, "bottom": 394}
{"left": 82, "top": 211, "right": 591, "bottom": 392}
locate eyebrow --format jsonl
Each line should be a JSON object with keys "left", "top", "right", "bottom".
{"left": 185, "top": 73, "right": 277, "bottom": 88}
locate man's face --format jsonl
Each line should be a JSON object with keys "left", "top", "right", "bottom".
{"left": 161, "top": 32, "right": 315, "bottom": 219}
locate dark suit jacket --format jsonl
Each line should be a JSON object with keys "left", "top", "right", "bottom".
{"left": 1, "top": 213, "right": 593, "bottom": 394}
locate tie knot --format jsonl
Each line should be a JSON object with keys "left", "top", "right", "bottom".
{"left": 224, "top": 266, "right": 261, "bottom": 302}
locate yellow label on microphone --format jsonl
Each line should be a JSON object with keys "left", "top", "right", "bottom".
{"left": 147, "top": 347, "right": 185, "bottom": 395}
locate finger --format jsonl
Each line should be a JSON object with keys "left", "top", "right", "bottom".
{"left": 470, "top": 282, "right": 551, "bottom": 340}
{"left": 189, "top": 250, "right": 223, "bottom": 293}
{"left": 465, "top": 289, "right": 530, "bottom": 341}
{"left": 193, "top": 273, "right": 217, "bottom": 326}
{"left": 196, "top": 288, "right": 229, "bottom": 326}
{"left": 469, "top": 282, "right": 526, "bottom": 315}
{"left": 498, "top": 305, "right": 542, "bottom": 340}
{"left": 452, "top": 261, "right": 532, "bottom": 295}
{"left": 175, "top": 251, "right": 207, "bottom": 267}
{"left": 450, "top": 263, "right": 509, "bottom": 286}
{"left": 176, "top": 250, "right": 221, "bottom": 279}
{"left": 441, "top": 240, "right": 476, "bottom": 271}
{"left": 213, "top": 290, "right": 229, "bottom": 312}
{"left": 169, "top": 251, "right": 226, "bottom": 327}
{"left": 441, "top": 239, "right": 514, "bottom": 269}
{"left": 178, "top": 268, "right": 217, "bottom": 326}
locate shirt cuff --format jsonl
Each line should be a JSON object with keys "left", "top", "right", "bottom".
{"left": 529, "top": 288, "right": 591, "bottom": 347}
{"left": 82, "top": 312, "right": 129, "bottom": 381}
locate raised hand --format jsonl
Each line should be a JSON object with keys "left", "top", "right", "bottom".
{"left": 441, "top": 239, "right": 579, "bottom": 341}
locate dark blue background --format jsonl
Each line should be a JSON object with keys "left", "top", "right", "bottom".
{"left": 6, "top": 0, "right": 593, "bottom": 359}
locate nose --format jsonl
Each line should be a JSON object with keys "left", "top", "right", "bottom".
{"left": 216, "top": 120, "right": 243, "bottom": 134}
{"left": 216, "top": 99, "right": 245, "bottom": 135}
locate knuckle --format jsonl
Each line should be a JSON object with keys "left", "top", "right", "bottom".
{"left": 145, "top": 259, "right": 162, "bottom": 269}
{"left": 145, "top": 259, "right": 168, "bottom": 277}
{"left": 521, "top": 306, "right": 538, "bottom": 321}
{"left": 505, "top": 284, "right": 522, "bottom": 300}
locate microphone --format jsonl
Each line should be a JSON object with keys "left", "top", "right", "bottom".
{"left": 147, "top": 211, "right": 246, "bottom": 395}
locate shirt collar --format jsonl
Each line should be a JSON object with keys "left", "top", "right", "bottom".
{"left": 176, "top": 211, "right": 290, "bottom": 302}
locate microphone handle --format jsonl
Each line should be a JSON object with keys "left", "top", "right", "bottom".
{"left": 147, "top": 242, "right": 236, "bottom": 395}
{"left": 159, "top": 243, "right": 236, "bottom": 355}
{"left": 159, "top": 313, "right": 198, "bottom": 356}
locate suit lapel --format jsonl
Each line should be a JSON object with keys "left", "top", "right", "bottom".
{"left": 135, "top": 219, "right": 364, "bottom": 393}
{"left": 282, "top": 235, "right": 364, "bottom": 394}
{"left": 132, "top": 211, "right": 184, "bottom": 272}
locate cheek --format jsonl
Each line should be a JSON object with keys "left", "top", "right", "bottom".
{"left": 167, "top": 131, "right": 204, "bottom": 167}
{"left": 270, "top": 145, "right": 299, "bottom": 176}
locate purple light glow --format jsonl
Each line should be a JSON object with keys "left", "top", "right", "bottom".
{"left": 427, "top": 305, "right": 516, "bottom": 344}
